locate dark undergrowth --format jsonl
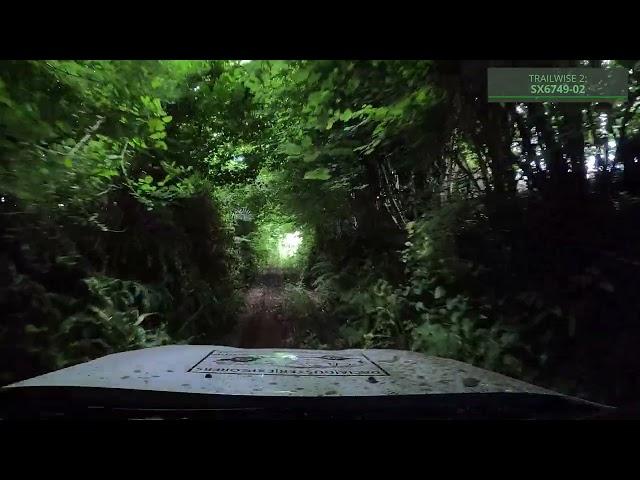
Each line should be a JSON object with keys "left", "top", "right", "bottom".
{"left": 293, "top": 189, "right": 640, "bottom": 406}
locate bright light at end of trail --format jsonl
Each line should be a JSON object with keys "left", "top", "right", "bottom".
{"left": 278, "top": 231, "right": 302, "bottom": 259}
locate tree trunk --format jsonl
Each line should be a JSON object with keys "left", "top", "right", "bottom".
{"left": 529, "top": 103, "right": 566, "bottom": 194}
{"left": 559, "top": 103, "right": 587, "bottom": 196}
{"left": 484, "top": 105, "right": 516, "bottom": 194}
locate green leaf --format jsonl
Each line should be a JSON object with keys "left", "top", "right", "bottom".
{"left": 415, "top": 88, "right": 428, "bottom": 103}
{"left": 293, "top": 68, "right": 310, "bottom": 83}
{"left": 501, "top": 332, "right": 518, "bottom": 345}
{"left": 445, "top": 297, "right": 458, "bottom": 310}
{"left": 143, "top": 175, "right": 153, "bottom": 184}
{"left": 308, "top": 91, "right": 324, "bottom": 107}
{"left": 347, "top": 77, "right": 360, "bottom": 92}
{"left": 326, "top": 147, "right": 354, "bottom": 157}
{"left": 162, "top": 115, "right": 173, "bottom": 123}
{"left": 25, "top": 324, "right": 47, "bottom": 334}
{"left": 135, "top": 312, "right": 158, "bottom": 326}
{"left": 97, "top": 169, "right": 118, "bottom": 178}
{"left": 153, "top": 98, "right": 163, "bottom": 114}
{"left": 303, "top": 151, "right": 320, "bottom": 163}
{"left": 148, "top": 118, "right": 164, "bottom": 132}
{"left": 301, "top": 136, "right": 312, "bottom": 148}
{"left": 303, "top": 167, "right": 331, "bottom": 181}
{"left": 150, "top": 131, "right": 167, "bottom": 140}
{"left": 340, "top": 108, "right": 353, "bottom": 122}
{"left": 63, "top": 158, "right": 73, "bottom": 168}
{"left": 434, "top": 286, "right": 446, "bottom": 299}
{"left": 281, "top": 143, "right": 302, "bottom": 156}
{"left": 270, "top": 60, "right": 287, "bottom": 73}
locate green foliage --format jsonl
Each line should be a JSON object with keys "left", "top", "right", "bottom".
{"left": 303, "top": 167, "right": 331, "bottom": 180}
{"left": 410, "top": 301, "right": 522, "bottom": 375}
{"left": 398, "top": 203, "right": 523, "bottom": 375}
{"left": 308, "top": 255, "right": 406, "bottom": 349}
{"left": 282, "top": 282, "right": 317, "bottom": 322}
{"left": 0, "top": 60, "right": 244, "bottom": 383}
{"left": 281, "top": 281, "right": 335, "bottom": 350}
{"left": 4, "top": 58, "right": 640, "bottom": 404}
{"left": 305, "top": 201, "right": 524, "bottom": 376}
{"left": 56, "top": 276, "right": 173, "bottom": 367}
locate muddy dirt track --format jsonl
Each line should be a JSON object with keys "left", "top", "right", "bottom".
{"left": 226, "top": 269, "right": 296, "bottom": 348}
